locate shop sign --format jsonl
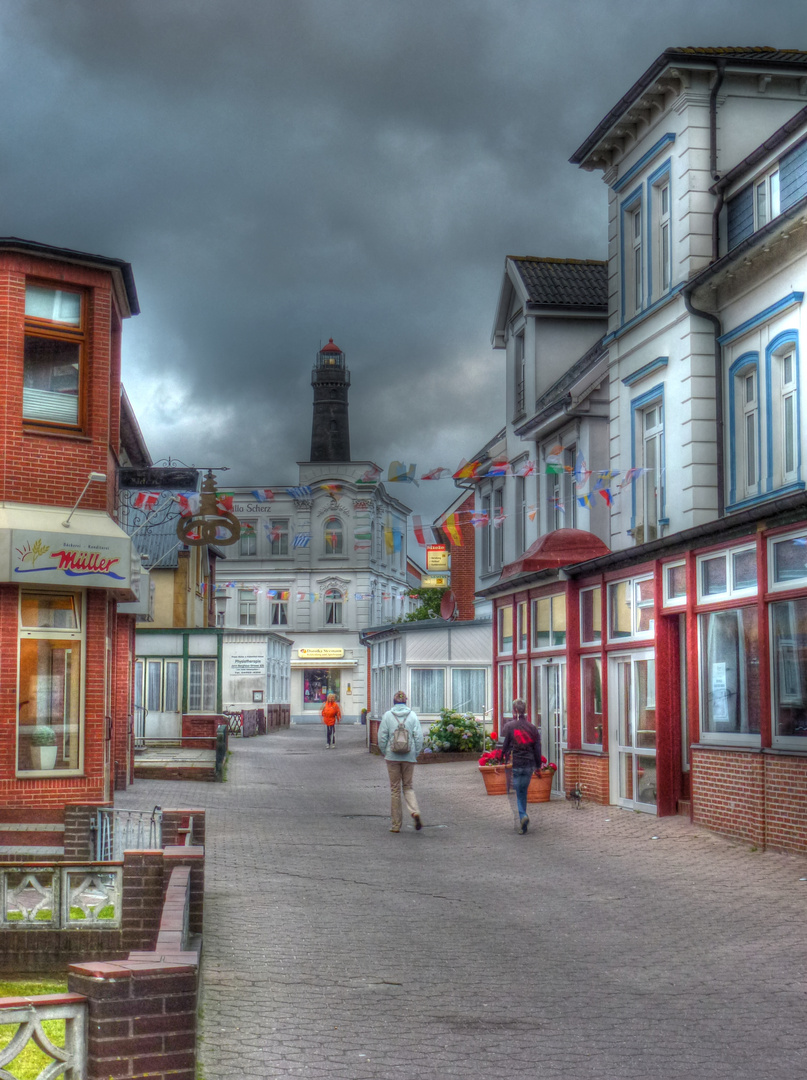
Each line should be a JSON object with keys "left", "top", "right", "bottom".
{"left": 10, "top": 530, "right": 130, "bottom": 588}
{"left": 298, "top": 647, "right": 345, "bottom": 659}
{"left": 230, "top": 654, "right": 267, "bottom": 676}
{"left": 422, "top": 575, "right": 449, "bottom": 588}
{"left": 426, "top": 544, "right": 449, "bottom": 572}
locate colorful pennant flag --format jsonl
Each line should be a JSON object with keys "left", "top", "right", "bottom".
{"left": 453, "top": 459, "right": 483, "bottom": 480}
{"left": 412, "top": 515, "right": 428, "bottom": 546}
{"left": 216, "top": 492, "right": 234, "bottom": 513}
{"left": 552, "top": 499, "right": 565, "bottom": 515}
{"left": 528, "top": 505, "right": 538, "bottom": 520}
{"left": 577, "top": 493, "right": 593, "bottom": 508}
{"left": 493, "top": 510, "right": 506, "bottom": 528}
{"left": 573, "top": 453, "right": 590, "bottom": 486}
{"left": 286, "top": 485, "right": 313, "bottom": 499}
{"left": 599, "top": 489, "right": 613, "bottom": 506}
{"left": 292, "top": 533, "right": 311, "bottom": 548}
{"left": 175, "top": 493, "right": 200, "bottom": 517}
{"left": 133, "top": 491, "right": 160, "bottom": 512}
{"left": 387, "top": 461, "right": 418, "bottom": 484}
{"left": 420, "top": 466, "right": 451, "bottom": 480}
{"left": 384, "top": 525, "right": 394, "bottom": 553}
{"left": 515, "top": 460, "right": 536, "bottom": 477}
{"left": 357, "top": 465, "right": 382, "bottom": 484}
{"left": 486, "top": 459, "right": 511, "bottom": 477}
{"left": 593, "top": 470, "right": 620, "bottom": 488}
{"left": 444, "top": 514, "right": 463, "bottom": 546}
{"left": 470, "top": 512, "right": 489, "bottom": 528}
{"left": 321, "top": 484, "right": 342, "bottom": 497}
{"left": 251, "top": 488, "right": 274, "bottom": 502}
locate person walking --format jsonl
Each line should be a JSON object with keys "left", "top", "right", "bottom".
{"left": 321, "top": 693, "right": 341, "bottom": 748}
{"left": 377, "top": 691, "right": 424, "bottom": 832}
{"left": 500, "top": 698, "right": 542, "bottom": 834}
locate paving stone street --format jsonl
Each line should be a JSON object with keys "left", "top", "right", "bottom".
{"left": 117, "top": 725, "right": 807, "bottom": 1080}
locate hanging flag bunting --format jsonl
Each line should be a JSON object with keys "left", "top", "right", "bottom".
{"left": 453, "top": 459, "right": 483, "bottom": 480}
{"left": 357, "top": 465, "right": 382, "bottom": 484}
{"left": 241, "top": 521, "right": 255, "bottom": 532}
{"left": 216, "top": 492, "right": 234, "bottom": 513}
{"left": 286, "top": 485, "right": 312, "bottom": 499}
{"left": 292, "top": 533, "right": 311, "bottom": 548}
{"left": 552, "top": 498, "right": 565, "bottom": 515}
{"left": 251, "top": 488, "right": 274, "bottom": 502}
{"left": 175, "top": 493, "right": 200, "bottom": 517}
{"left": 528, "top": 505, "right": 539, "bottom": 520}
{"left": 594, "top": 469, "right": 620, "bottom": 488}
{"left": 387, "top": 461, "right": 418, "bottom": 484}
{"left": 444, "top": 514, "right": 463, "bottom": 546}
{"left": 133, "top": 491, "right": 160, "bottom": 512}
{"left": 515, "top": 460, "right": 536, "bottom": 477}
{"left": 412, "top": 515, "right": 428, "bottom": 546}
{"left": 384, "top": 524, "right": 394, "bottom": 553}
{"left": 493, "top": 510, "right": 506, "bottom": 528}
{"left": 573, "top": 453, "right": 590, "bottom": 486}
{"left": 321, "top": 484, "right": 342, "bottom": 497}
{"left": 599, "top": 489, "right": 614, "bottom": 506}
{"left": 621, "top": 467, "right": 649, "bottom": 486}
{"left": 470, "top": 512, "right": 489, "bottom": 528}
{"left": 546, "top": 462, "right": 565, "bottom": 475}
{"left": 420, "top": 466, "right": 451, "bottom": 480}
{"left": 393, "top": 529, "right": 402, "bottom": 553}
{"left": 486, "top": 459, "right": 511, "bottom": 477}
{"left": 577, "top": 493, "right": 593, "bottom": 508}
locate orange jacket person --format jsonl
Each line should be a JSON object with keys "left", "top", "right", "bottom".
{"left": 321, "top": 694, "right": 342, "bottom": 748}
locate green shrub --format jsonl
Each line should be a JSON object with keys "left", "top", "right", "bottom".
{"left": 423, "top": 709, "right": 494, "bottom": 753}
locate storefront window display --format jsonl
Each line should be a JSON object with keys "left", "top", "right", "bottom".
{"left": 770, "top": 598, "right": 807, "bottom": 741}
{"left": 581, "top": 655, "right": 603, "bottom": 746}
{"left": 533, "top": 595, "right": 566, "bottom": 648}
{"left": 18, "top": 592, "right": 83, "bottom": 774}
{"left": 699, "top": 607, "right": 760, "bottom": 740}
{"left": 304, "top": 668, "right": 340, "bottom": 709}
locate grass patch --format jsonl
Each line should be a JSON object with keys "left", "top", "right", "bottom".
{"left": 0, "top": 978, "right": 69, "bottom": 1080}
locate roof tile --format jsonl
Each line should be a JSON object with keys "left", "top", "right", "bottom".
{"left": 509, "top": 257, "right": 607, "bottom": 309}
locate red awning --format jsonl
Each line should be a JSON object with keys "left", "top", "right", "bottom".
{"left": 498, "top": 528, "right": 611, "bottom": 583}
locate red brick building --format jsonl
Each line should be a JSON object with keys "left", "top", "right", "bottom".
{"left": 0, "top": 238, "right": 143, "bottom": 820}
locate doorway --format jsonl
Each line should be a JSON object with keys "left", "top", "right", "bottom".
{"left": 608, "top": 650, "right": 657, "bottom": 813}
{"left": 532, "top": 660, "right": 566, "bottom": 793}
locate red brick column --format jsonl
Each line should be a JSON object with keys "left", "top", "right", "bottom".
{"left": 67, "top": 959, "right": 197, "bottom": 1080}
{"left": 121, "top": 850, "right": 165, "bottom": 955}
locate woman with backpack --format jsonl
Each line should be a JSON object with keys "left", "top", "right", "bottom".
{"left": 321, "top": 693, "right": 341, "bottom": 748}
{"left": 377, "top": 691, "right": 424, "bottom": 832}
{"left": 500, "top": 698, "right": 542, "bottom": 834}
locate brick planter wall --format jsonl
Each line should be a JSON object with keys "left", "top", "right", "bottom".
{"left": 181, "top": 714, "right": 219, "bottom": 748}
{"left": 692, "top": 747, "right": 807, "bottom": 853}
{"left": 563, "top": 751, "right": 610, "bottom": 805}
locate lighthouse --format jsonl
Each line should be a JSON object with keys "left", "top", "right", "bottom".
{"left": 310, "top": 338, "right": 351, "bottom": 462}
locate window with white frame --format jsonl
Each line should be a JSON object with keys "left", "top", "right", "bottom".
{"left": 532, "top": 594, "right": 566, "bottom": 649}
{"left": 699, "top": 607, "right": 760, "bottom": 741}
{"left": 23, "top": 283, "right": 85, "bottom": 428}
{"left": 269, "top": 595, "right": 288, "bottom": 626}
{"left": 451, "top": 668, "right": 486, "bottom": 714}
{"left": 17, "top": 592, "right": 84, "bottom": 774}
{"left": 239, "top": 521, "right": 257, "bottom": 556}
{"left": 324, "top": 517, "right": 344, "bottom": 555}
{"left": 770, "top": 338, "right": 800, "bottom": 488}
{"left": 493, "top": 488, "right": 504, "bottom": 567}
{"left": 580, "top": 586, "right": 602, "bottom": 643}
{"left": 239, "top": 589, "right": 257, "bottom": 626}
{"left": 651, "top": 172, "right": 671, "bottom": 297}
{"left": 581, "top": 655, "right": 603, "bottom": 747}
{"left": 696, "top": 545, "right": 757, "bottom": 603}
{"left": 632, "top": 396, "right": 664, "bottom": 544}
{"left": 623, "top": 195, "right": 643, "bottom": 318}
{"left": 188, "top": 658, "right": 217, "bottom": 712}
{"left": 608, "top": 575, "right": 654, "bottom": 641}
{"left": 411, "top": 669, "right": 444, "bottom": 713}
{"left": 268, "top": 519, "right": 289, "bottom": 556}
{"left": 517, "top": 600, "right": 528, "bottom": 652}
{"left": 770, "top": 598, "right": 807, "bottom": 743}
{"left": 754, "top": 167, "right": 780, "bottom": 229}
{"left": 144, "top": 658, "right": 181, "bottom": 713}
{"left": 769, "top": 529, "right": 807, "bottom": 591}
{"left": 548, "top": 444, "right": 576, "bottom": 529}
{"left": 781, "top": 348, "right": 798, "bottom": 481}
{"left": 498, "top": 664, "right": 513, "bottom": 721}
{"left": 662, "top": 561, "right": 687, "bottom": 607}
{"left": 324, "top": 588, "right": 343, "bottom": 625}
{"left": 739, "top": 363, "right": 760, "bottom": 498}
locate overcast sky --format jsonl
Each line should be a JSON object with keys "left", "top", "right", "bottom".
{"left": 2, "top": 0, "right": 805, "bottom": 523}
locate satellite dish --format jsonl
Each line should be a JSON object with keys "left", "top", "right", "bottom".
{"left": 440, "top": 590, "right": 458, "bottom": 621}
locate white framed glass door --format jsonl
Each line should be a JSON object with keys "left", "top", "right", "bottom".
{"left": 608, "top": 650, "right": 657, "bottom": 813}
{"left": 532, "top": 660, "right": 566, "bottom": 793}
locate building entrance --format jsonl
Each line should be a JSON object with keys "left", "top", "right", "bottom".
{"left": 608, "top": 651, "right": 657, "bottom": 813}
{"left": 532, "top": 660, "right": 566, "bottom": 793}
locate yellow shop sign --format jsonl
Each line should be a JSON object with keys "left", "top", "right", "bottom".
{"left": 298, "top": 647, "right": 345, "bottom": 659}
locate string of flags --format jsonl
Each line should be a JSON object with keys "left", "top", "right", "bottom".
{"left": 217, "top": 581, "right": 407, "bottom": 603}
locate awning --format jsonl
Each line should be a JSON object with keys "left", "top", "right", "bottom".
{"left": 0, "top": 502, "right": 134, "bottom": 600}
{"left": 497, "top": 528, "right": 611, "bottom": 585}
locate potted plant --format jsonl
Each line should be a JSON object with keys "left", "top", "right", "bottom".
{"left": 477, "top": 748, "right": 511, "bottom": 795}
{"left": 527, "top": 757, "right": 557, "bottom": 803}
{"left": 29, "top": 725, "right": 57, "bottom": 771}
{"left": 425, "top": 709, "right": 492, "bottom": 755}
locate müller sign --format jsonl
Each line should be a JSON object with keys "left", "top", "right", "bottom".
{"left": 7, "top": 529, "right": 130, "bottom": 587}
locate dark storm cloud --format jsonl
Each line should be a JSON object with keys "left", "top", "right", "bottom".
{"left": 1, "top": 0, "right": 804, "bottom": 521}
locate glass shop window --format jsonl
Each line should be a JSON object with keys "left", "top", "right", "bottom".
{"left": 532, "top": 595, "right": 566, "bottom": 649}
{"left": 699, "top": 607, "right": 760, "bottom": 742}
{"left": 580, "top": 587, "right": 602, "bottom": 644}
{"left": 770, "top": 598, "right": 807, "bottom": 743}
{"left": 581, "top": 656, "right": 603, "bottom": 747}
{"left": 769, "top": 531, "right": 807, "bottom": 591}
{"left": 697, "top": 545, "right": 757, "bottom": 603}
{"left": 608, "top": 576, "right": 654, "bottom": 641}
{"left": 663, "top": 561, "right": 687, "bottom": 607}
{"left": 498, "top": 606, "right": 513, "bottom": 652}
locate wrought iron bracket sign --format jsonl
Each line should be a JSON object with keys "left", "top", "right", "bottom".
{"left": 177, "top": 469, "right": 242, "bottom": 547}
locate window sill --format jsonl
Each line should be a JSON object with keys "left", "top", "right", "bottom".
{"left": 17, "top": 769, "right": 84, "bottom": 778}
{"left": 23, "top": 424, "right": 91, "bottom": 442}
{"left": 726, "top": 481, "right": 806, "bottom": 513}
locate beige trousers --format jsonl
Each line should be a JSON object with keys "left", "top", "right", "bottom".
{"left": 386, "top": 760, "right": 420, "bottom": 828}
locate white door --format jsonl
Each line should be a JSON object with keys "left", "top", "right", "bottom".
{"left": 608, "top": 651, "right": 657, "bottom": 813}
{"left": 143, "top": 659, "right": 182, "bottom": 739}
{"left": 532, "top": 660, "right": 566, "bottom": 793}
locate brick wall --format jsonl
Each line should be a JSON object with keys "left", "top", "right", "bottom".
{"left": 563, "top": 751, "right": 610, "bottom": 805}
{"left": 692, "top": 747, "right": 807, "bottom": 853}
{"left": 451, "top": 493, "right": 477, "bottom": 620}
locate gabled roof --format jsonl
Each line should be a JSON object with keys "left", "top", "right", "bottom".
{"left": 509, "top": 257, "right": 608, "bottom": 309}
{"left": 571, "top": 47, "right": 807, "bottom": 167}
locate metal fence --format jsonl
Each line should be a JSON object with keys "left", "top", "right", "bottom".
{"left": 95, "top": 806, "right": 162, "bottom": 862}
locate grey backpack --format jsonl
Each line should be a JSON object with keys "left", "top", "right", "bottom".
{"left": 390, "top": 710, "right": 411, "bottom": 753}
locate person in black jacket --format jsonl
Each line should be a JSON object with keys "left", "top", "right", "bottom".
{"left": 500, "top": 699, "right": 542, "bottom": 834}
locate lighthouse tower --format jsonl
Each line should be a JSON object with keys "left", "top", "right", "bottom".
{"left": 310, "top": 338, "right": 351, "bottom": 462}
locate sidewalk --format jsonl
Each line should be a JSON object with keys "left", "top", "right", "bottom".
{"left": 115, "top": 724, "right": 807, "bottom": 1080}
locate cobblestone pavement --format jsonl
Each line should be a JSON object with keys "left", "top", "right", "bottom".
{"left": 116, "top": 725, "right": 807, "bottom": 1079}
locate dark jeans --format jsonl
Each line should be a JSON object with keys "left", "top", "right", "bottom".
{"left": 511, "top": 767, "right": 533, "bottom": 820}
{"left": 326, "top": 725, "right": 336, "bottom": 745}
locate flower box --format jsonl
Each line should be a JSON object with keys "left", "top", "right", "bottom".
{"left": 527, "top": 770, "right": 554, "bottom": 803}
{"left": 478, "top": 763, "right": 511, "bottom": 795}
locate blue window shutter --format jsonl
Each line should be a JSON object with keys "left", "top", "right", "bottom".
{"left": 780, "top": 135, "right": 807, "bottom": 212}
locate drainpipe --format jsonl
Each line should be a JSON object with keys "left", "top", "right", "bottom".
{"left": 710, "top": 60, "right": 727, "bottom": 261}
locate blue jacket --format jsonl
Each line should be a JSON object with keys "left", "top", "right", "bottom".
{"left": 378, "top": 704, "right": 423, "bottom": 762}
